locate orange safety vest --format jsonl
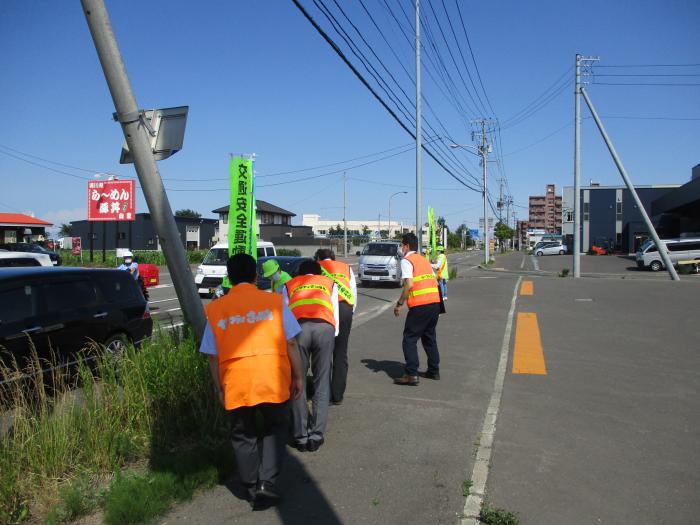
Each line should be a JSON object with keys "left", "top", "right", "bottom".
{"left": 205, "top": 283, "right": 290, "bottom": 411}
{"left": 405, "top": 253, "right": 441, "bottom": 308}
{"left": 285, "top": 274, "right": 336, "bottom": 327}
{"left": 318, "top": 259, "right": 355, "bottom": 306}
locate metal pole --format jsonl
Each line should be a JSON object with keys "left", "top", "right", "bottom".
{"left": 573, "top": 54, "right": 581, "bottom": 278}
{"left": 482, "top": 121, "right": 490, "bottom": 265}
{"left": 415, "top": 0, "right": 423, "bottom": 253}
{"left": 343, "top": 172, "right": 347, "bottom": 257}
{"left": 81, "top": 0, "right": 207, "bottom": 338}
{"left": 102, "top": 221, "right": 106, "bottom": 262}
{"left": 89, "top": 221, "right": 94, "bottom": 262}
{"left": 580, "top": 87, "right": 679, "bottom": 281}
{"left": 388, "top": 197, "right": 391, "bottom": 242}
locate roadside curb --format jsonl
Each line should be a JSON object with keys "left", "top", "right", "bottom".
{"left": 475, "top": 264, "right": 697, "bottom": 282}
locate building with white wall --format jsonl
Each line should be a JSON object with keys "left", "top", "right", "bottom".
{"left": 302, "top": 214, "right": 425, "bottom": 239}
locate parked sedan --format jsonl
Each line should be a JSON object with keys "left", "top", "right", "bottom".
{"left": 534, "top": 242, "right": 568, "bottom": 256}
{"left": 0, "top": 267, "right": 152, "bottom": 386}
{"left": 0, "top": 242, "right": 62, "bottom": 265}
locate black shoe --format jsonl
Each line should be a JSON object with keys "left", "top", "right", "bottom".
{"left": 289, "top": 440, "right": 308, "bottom": 452}
{"left": 252, "top": 481, "right": 281, "bottom": 510}
{"left": 306, "top": 437, "right": 325, "bottom": 452}
{"left": 419, "top": 370, "right": 440, "bottom": 380}
{"left": 330, "top": 398, "right": 343, "bottom": 406}
{"left": 393, "top": 374, "right": 419, "bottom": 386}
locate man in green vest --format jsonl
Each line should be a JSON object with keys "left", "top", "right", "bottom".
{"left": 262, "top": 259, "right": 291, "bottom": 293}
{"left": 431, "top": 245, "right": 449, "bottom": 301}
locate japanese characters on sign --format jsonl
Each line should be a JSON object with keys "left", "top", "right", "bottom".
{"left": 222, "top": 156, "right": 256, "bottom": 289}
{"left": 87, "top": 180, "right": 136, "bottom": 221}
{"left": 71, "top": 237, "right": 82, "bottom": 255}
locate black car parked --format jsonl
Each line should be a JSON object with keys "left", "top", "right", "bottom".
{"left": 256, "top": 256, "right": 313, "bottom": 291}
{"left": 0, "top": 267, "right": 152, "bottom": 384}
{"left": 0, "top": 242, "right": 62, "bottom": 266}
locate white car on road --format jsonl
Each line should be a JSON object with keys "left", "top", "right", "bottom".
{"left": 533, "top": 242, "right": 568, "bottom": 256}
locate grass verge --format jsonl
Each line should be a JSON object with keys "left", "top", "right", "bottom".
{"left": 0, "top": 328, "right": 230, "bottom": 524}
{"left": 480, "top": 502, "right": 520, "bottom": 525}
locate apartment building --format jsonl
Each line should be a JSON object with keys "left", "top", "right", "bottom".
{"left": 528, "top": 184, "right": 562, "bottom": 234}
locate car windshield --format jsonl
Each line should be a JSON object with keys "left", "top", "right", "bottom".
{"left": 202, "top": 248, "right": 229, "bottom": 265}
{"left": 362, "top": 244, "right": 398, "bottom": 256}
{"left": 639, "top": 240, "right": 654, "bottom": 252}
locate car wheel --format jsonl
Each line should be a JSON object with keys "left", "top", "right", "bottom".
{"left": 536, "top": 251, "right": 543, "bottom": 256}
{"left": 104, "top": 333, "right": 129, "bottom": 358}
{"left": 559, "top": 250, "right": 565, "bottom": 255}
{"left": 361, "top": 280, "right": 370, "bottom": 288}
{"left": 649, "top": 260, "right": 663, "bottom": 272}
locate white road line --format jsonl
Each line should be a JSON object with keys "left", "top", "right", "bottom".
{"left": 520, "top": 256, "right": 526, "bottom": 269}
{"left": 461, "top": 276, "right": 522, "bottom": 525}
{"left": 353, "top": 302, "right": 394, "bottom": 329}
{"left": 149, "top": 297, "right": 179, "bottom": 304}
{"left": 530, "top": 255, "right": 540, "bottom": 271}
{"left": 152, "top": 307, "right": 181, "bottom": 315}
{"left": 151, "top": 284, "right": 172, "bottom": 289}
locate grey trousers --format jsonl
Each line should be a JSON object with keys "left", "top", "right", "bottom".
{"left": 291, "top": 321, "right": 335, "bottom": 443}
{"left": 229, "top": 402, "right": 289, "bottom": 489}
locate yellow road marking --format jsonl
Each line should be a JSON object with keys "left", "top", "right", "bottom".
{"left": 512, "top": 312, "right": 547, "bottom": 375}
{"left": 520, "top": 280, "right": 534, "bottom": 296}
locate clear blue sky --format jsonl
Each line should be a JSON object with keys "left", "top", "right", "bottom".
{"left": 1, "top": 0, "right": 698, "bottom": 234}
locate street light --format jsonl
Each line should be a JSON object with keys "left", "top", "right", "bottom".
{"left": 389, "top": 191, "right": 408, "bottom": 240}
{"left": 451, "top": 142, "right": 490, "bottom": 265}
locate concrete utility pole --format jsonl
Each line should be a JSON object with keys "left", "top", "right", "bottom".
{"left": 574, "top": 54, "right": 599, "bottom": 278}
{"left": 415, "top": 0, "right": 423, "bottom": 252}
{"left": 477, "top": 119, "right": 491, "bottom": 265}
{"left": 81, "top": 0, "right": 206, "bottom": 339}
{"left": 580, "top": 87, "right": 679, "bottom": 281}
{"left": 343, "top": 172, "right": 347, "bottom": 257}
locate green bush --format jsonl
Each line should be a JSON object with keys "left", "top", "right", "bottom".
{"left": 276, "top": 248, "right": 302, "bottom": 257}
{"left": 58, "top": 250, "right": 206, "bottom": 268}
{"left": 449, "top": 267, "right": 458, "bottom": 280}
{"left": 480, "top": 503, "right": 520, "bottom": 525}
{"left": 0, "top": 328, "right": 229, "bottom": 523}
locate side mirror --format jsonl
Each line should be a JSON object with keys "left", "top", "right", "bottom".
{"left": 355, "top": 251, "right": 361, "bottom": 256}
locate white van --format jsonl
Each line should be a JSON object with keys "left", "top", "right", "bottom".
{"left": 195, "top": 241, "right": 276, "bottom": 296}
{"left": 635, "top": 238, "right": 700, "bottom": 271}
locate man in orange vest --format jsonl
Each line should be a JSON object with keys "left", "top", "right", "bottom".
{"left": 200, "top": 253, "right": 304, "bottom": 509}
{"left": 393, "top": 232, "right": 442, "bottom": 385}
{"left": 283, "top": 260, "right": 339, "bottom": 452}
{"left": 314, "top": 248, "right": 357, "bottom": 405}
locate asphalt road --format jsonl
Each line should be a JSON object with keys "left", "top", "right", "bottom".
{"left": 151, "top": 252, "right": 699, "bottom": 524}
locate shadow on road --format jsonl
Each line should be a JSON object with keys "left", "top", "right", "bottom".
{"left": 224, "top": 453, "right": 342, "bottom": 524}
{"left": 361, "top": 358, "right": 404, "bottom": 379}
{"left": 357, "top": 290, "right": 395, "bottom": 303}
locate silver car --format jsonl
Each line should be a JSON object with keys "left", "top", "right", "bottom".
{"left": 358, "top": 241, "right": 402, "bottom": 286}
{"left": 534, "top": 242, "right": 568, "bottom": 256}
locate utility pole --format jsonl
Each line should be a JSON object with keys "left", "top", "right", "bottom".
{"left": 474, "top": 119, "right": 492, "bottom": 265}
{"left": 415, "top": 0, "right": 423, "bottom": 253}
{"left": 574, "top": 54, "right": 599, "bottom": 278}
{"left": 81, "top": 0, "right": 206, "bottom": 340}
{"left": 343, "top": 172, "right": 347, "bottom": 257}
{"left": 497, "top": 178, "right": 504, "bottom": 223}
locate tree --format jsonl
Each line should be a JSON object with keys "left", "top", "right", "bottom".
{"left": 494, "top": 221, "right": 514, "bottom": 244}
{"left": 175, "top": 209, "right": 201, "bottom": 218}
{"left": 361, "top": 224, "right": 370, "bottom": 235}
{"left": 59, "top": 223, "right": 73, "bottom": 237}
{"left": 447, "top": 232, "right": 461, "bottom": 249}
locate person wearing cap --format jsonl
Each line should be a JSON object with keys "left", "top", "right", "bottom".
{"left": 431, "top": 245, "right": 449, "bottom": 301}
{"left": 117, "top": 250, "right": 139, "bottom": 280}
{"left": 262, "top": 259, "right": 291, "bottom": 293}
{"left": 200, "top": 253, "right": 304, "bottom": 510}
{"left": 393, "top": 232, "right": 442, "bottom": 386}
{"left": 283, "top": 260, "right": 339, "bottom": 452}
{"left": 314, "top": 248, "right": 356, "bottom": 405}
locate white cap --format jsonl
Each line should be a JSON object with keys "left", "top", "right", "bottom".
{"left": 123, "top": 250, "right": 134, "bottom": 258}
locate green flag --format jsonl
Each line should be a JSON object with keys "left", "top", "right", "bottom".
{"left": 428, "top": 206, "right": 436, "bottom": 259}
{"left": 222, "top": 156, "right": 256, "bottom": 289}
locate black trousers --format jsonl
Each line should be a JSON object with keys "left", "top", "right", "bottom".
{"left": 402, "top": 303, "right": 441, "bottom": 376}
{"left": 331, "top": 301, "right": 354, "bottom": 402}
{"left": 229, "top": 402, "right": 289, "bottom": 488}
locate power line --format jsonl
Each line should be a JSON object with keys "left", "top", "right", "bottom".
{"left": 593, "top": 81, "right": 700, "bottom": 86}
{"left": 594, "top": 73, "right": 700, "bottom": 77}
{"left": 290, "top": 0, "right": 482, "bottom": 193}
{"left": 593, "top": 63, "right": 700, "bottom": 68}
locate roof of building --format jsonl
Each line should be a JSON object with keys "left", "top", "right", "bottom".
{"left": 212, "top": 200, "right": 295, "bottom": 217}
{"left": 0, "top": 213, "right": 53, "bottom": 227}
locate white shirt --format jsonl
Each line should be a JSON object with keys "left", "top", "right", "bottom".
{"left": 400, "top": 251, "right": 417, "bottom": 280}
{"left": 322, "top": 258, "right": 358, "bottom": 313}
{"left": 282, "top": 275, "right": 340, "bottom": 337}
